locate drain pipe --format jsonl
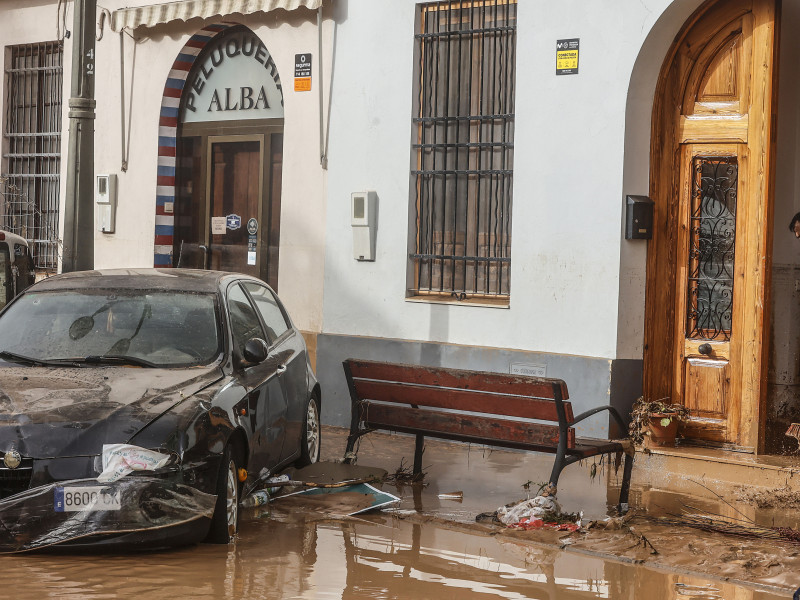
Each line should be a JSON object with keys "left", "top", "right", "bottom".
{"left": 318, "top": 5, "right": 327, "bottom": 169}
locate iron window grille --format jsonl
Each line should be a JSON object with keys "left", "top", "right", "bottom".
{"left": 410, "top": 0, "right": 516, "bottom": 301}
{"left": 686, "top": 156, "right": 738, "bottom": 341}
{"left": 2, "top": 42, "right": 63, "bottom": 271}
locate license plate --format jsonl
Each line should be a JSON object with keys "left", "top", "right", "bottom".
{"left": 54, "top": 486, "right": 122, "bottom": 512}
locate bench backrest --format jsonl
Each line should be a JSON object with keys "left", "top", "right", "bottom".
{"left": 343, "top": 359, "right": 574, "bottom": 423}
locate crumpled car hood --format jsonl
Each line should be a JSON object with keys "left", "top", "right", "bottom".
{"left": 0, "top": 365, "right": 222, "bottom": 458}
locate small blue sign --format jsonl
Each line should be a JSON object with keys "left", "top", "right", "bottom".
{"left": 226, "top": 214, "right": 242, "bottom": 230}
{"left": 54, "top": 487, "right": 65, "bottom": 512}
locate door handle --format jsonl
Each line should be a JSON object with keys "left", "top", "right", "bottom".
{"left": 277, "top": 364, "right": 287, "bottom": 375}
{"left": 698, "top": 343, "right": 712, "bottom": 356}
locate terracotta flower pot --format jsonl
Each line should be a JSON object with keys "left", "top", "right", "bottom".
{"left": 646, "top": 413, "right": 679, "bottom": 447}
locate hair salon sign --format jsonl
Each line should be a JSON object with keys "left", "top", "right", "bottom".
{"left": 181, "top": 29, "right": 284, "bottom": 123}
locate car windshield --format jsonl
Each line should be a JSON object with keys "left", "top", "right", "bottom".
{"left": 0, "top": 289, "right": 221, "bottom": 367}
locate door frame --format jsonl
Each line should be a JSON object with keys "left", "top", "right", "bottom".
{"left": 178, "top": 119, "right": 284, "bottom": 286}
{"left": 205, "top": 133, "right": 265, "bottom": 273}
{"left": 643, "top": 0, "right": 779, "bottom": 452}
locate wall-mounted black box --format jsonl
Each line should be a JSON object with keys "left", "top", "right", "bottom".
{"left": 625, "top": 195, "right": 653, "bottom": 240}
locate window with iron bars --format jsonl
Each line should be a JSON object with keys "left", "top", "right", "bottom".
{"left": 410, "top": 0, "right": 516, "bottom": 302}
{"left": 2, "top": 42, "right": 63, "bottom": 272}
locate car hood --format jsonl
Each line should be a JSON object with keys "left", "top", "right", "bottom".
{"left": 0, "top": 364, "right": 223, "bottom": 458}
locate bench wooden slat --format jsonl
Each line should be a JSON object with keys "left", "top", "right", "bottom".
{"left": 360, "top": 402, "right": 576, "bottom": 450}
{"left": 347, "top": 359, "right": 570, "bottom": 402}
{"left": 351, "top": 379, "right": 569, "bottom": 422}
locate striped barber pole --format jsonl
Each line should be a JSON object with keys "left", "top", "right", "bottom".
{"left": 154, "top": 23, "right": 232, "bottom": 267}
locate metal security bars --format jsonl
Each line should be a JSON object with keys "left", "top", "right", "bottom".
{"left": 2, "top": 42, "right": 63, "bottom": 271}
{"left": 410, "top": 0, "right": 516, "bottom": 300}
{"left": 686, "top": 156, "right": 738, "bottom": 341}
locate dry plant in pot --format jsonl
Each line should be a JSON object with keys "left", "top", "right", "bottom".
{"left": 629, "top": 398, "right": 689, "bottom": 449}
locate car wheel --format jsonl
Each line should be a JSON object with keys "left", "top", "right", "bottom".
{"left": 296, "top": 395, "right": 321, "bottom": 467}
{"left": 206, "top": 444, "right": 239, "bottom": 544}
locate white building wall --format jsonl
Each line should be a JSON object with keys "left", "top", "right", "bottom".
{"left": 322, "top": 0, "right": 685, "bottom": 361}
{"left": 1, "top": 1, "right": 332, "bottom": 334}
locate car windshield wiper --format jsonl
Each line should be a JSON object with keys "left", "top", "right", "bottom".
{"left": 55, "top": 355, "right": 158, "bottom": 368}
{"left": 0, "top": 350, "right": 50, "bottom": 366}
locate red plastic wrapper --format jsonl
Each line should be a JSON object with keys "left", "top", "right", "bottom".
{"left": 508, "top": 518, "right": 580, "bottom": 532}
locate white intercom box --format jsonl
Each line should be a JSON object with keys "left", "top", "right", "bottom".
{"left": 351, "top": 191, "right": 377, "bottom": 261}
{"left": 96, "top": 174, "right": 118, "bottom": 233}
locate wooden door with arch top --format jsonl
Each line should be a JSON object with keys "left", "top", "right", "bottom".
{"left": 645, "top": 0, "right": 778, "bottom": 450}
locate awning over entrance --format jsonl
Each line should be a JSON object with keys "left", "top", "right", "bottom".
{"left": 111, "top": 0, "right": 323, "bottom": 31}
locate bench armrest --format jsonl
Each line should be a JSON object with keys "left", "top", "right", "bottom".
{"left": 571, "top": 405, "right": 629, "bottom": 437}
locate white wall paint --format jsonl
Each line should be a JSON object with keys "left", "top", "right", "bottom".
{"left": 0, "top": 0, "right": 74, "bottom": 263}
{"left": 322, "top": 0, "right": 684, "bottom": 360}
{"left": 5, "top": 1, "right": 333, "bottom": 333}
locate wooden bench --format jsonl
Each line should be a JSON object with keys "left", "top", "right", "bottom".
{"left": 342, "top": 359, "right": 634, "bottom": 509}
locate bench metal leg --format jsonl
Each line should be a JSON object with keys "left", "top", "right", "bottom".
{"left": 617, "top": 452, "right": 634, "bottom": 514}
{"left": 413, "top": 434, "right": 425, "bottom": 476}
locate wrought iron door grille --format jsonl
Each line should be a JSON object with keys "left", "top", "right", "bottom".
{"left": 2, "top": 42, "right": 63, "bottom": 271}
{"left": 686, "top": 156, "right": 738, "bottom": 341}
{"left": 410, "top": 1, "right": 516, "bottom": 300}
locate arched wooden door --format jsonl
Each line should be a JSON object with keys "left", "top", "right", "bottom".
{"left": 644, "top": 0, "right": 779, "bottom": 451}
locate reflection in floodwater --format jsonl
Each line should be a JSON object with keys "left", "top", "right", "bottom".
{"left": 0, "top": 505, "right": 786, "bottom": 600}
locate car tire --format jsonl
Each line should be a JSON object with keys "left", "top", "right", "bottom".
{"left": 206, "top": 444, "right": 240, "bottom": 544}
{"left": 296, "top": 395, "right": 321, "bottom": 467}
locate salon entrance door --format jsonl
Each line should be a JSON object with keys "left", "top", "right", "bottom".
{"left": 206, "top": 136, "right": 263, "bottom": 278}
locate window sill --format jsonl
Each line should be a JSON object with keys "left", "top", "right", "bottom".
{"left": 405, "top": 294, "right": 510, "bottom": 309}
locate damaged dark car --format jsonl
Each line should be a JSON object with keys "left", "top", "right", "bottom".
{"left": 0, "top": 269, "right": 321, "bottom": 551}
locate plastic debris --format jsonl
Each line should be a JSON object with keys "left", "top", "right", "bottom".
{"left": 98, "top": 444, "right": 172, "bottom": 483}
{"left": 496, "top": 495, "right": 562, "bottom": 525}
{"left": 266, "top": 474, "right": 291, "bottom": 494}
{"left": 508, "top": 518, "right": 580, "bottom": 532}
{"left": 241, "top": 489, "right": 271, "bottom": 509}
{"left": 438, "top": 491, "right": 463, "bottom": 500}
{"left": 0, "top": 477, "right": 215, "bottom": 553}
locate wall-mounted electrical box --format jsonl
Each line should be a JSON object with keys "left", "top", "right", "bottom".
{"left": 351, "top": 191, "right": 377, "bottom": 261}
{"left": 96, "top": 174, "right": 118, "bottom": 234}
{"left": 625, "top": 194, "right": 653, "bottom": 240}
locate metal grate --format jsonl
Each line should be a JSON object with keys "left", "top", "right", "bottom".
{"left": 686, "top": 156, "right": 738, "bottom": 341}
{"left": 2, "top": 42, "right": 63, "bottom": 271}
{"left": 410, "top": 0, "right": 516, "bottom": 300}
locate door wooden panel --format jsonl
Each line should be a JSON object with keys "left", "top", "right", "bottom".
{"left": 644, "top": 0, "right": 778, "bottom": 451}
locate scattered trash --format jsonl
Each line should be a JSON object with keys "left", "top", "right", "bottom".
{"left": 266, "top": 474, "right": 291, "bottom": 494}
{"left": 786, "top": 423, "right": 800, "bottom": 450}
{"left": 496, "top": 495, "right": 562, "bottom": 525}
{"left": 508, "top": 518, "right": 580, "bottom": 532}
{"left": 384, "top": 458, "right": 426, "bottom": 485}
{"left": 275, "top": 482, "right": 400, "bottom": 516}
{"left": 97, "top": 444, "right": 173, "bottom": 483}
{"left": 241, "top": 489, "right": 271, "bottom": 509}
{"left": 438, "top": 491, "right": 463, "bottom": 501}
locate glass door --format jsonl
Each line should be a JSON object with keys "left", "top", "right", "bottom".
{"left": 206, "top": 135, "right": 264, "bottom": 278}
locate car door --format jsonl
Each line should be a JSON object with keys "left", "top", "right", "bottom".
{"left": 242, "top": 282, "right": 307, "bottom": 463}
{"left": 226, "top": 282, "right": 286, "bottom": 474}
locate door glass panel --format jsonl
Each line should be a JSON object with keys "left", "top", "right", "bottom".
{"left": 686, "top": 156, "right": 738, "bottom": 340}
{"left": 173, "top": 135, "right": 205, "bottom": 268}
{"left": 243, "top": 282, "right": 289, "bottom": 342}
{"left": 209, "top": 140, "right": 261, "bottom": 276}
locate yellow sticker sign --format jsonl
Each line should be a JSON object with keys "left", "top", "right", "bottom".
{"left": 556, "top": 38, "right": 579, "bottom": 75}
{"left": 294, "top": 78, "right": 311, "bottom": 92}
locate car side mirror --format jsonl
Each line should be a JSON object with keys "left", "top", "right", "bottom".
{"left": 242, "top": 338, "right": 269, "bottom": 364}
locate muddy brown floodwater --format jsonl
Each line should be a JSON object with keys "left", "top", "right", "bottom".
{"left": 0, "top": 507, "right": 788, "bottom": 599}
{"left": 0, "top": 427, "right": 796, "bottom": 599}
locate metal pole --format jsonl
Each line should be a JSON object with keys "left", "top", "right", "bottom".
{"left": 62, "top": 0, "right": 96, "bottom": 272}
